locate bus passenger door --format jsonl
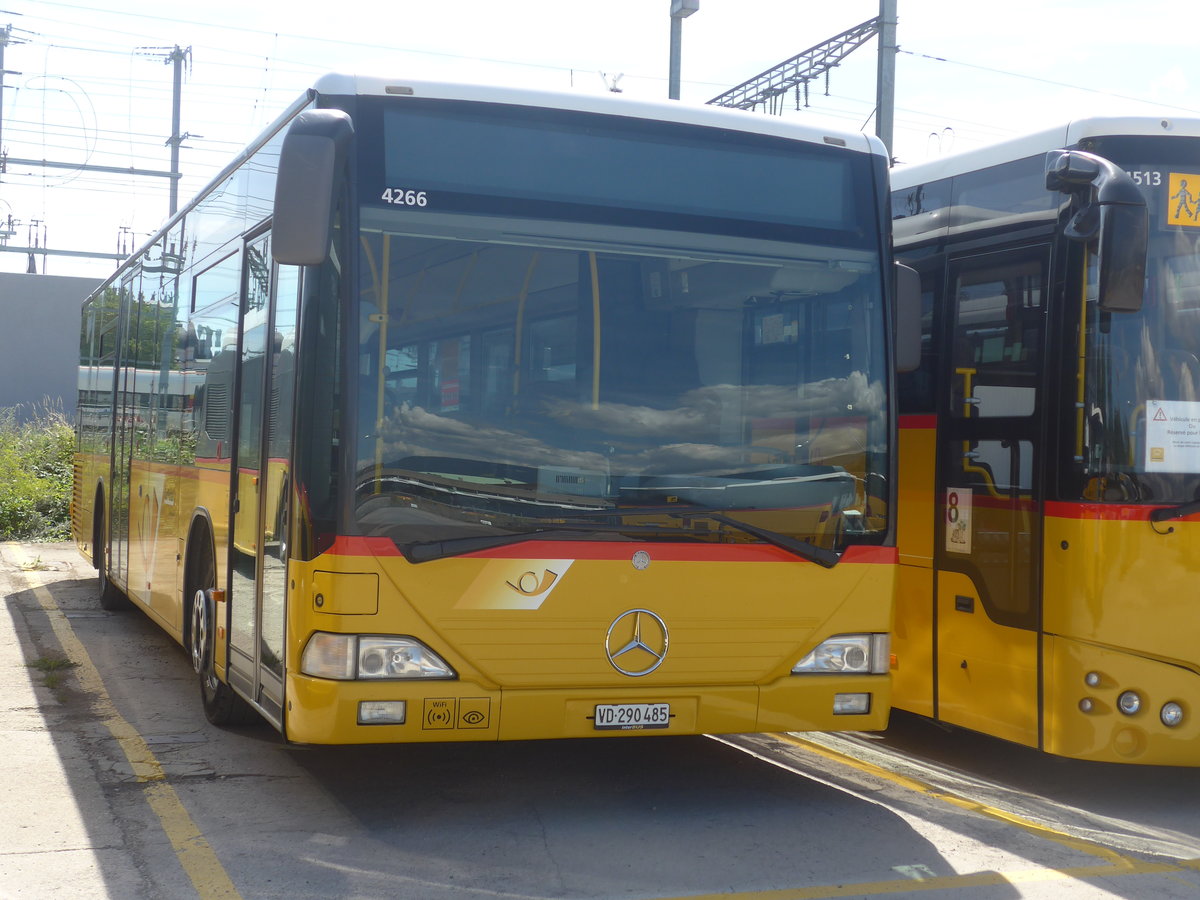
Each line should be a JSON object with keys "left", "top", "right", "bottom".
{"left": 111, "top": 272, "right": 141, "bottom": 595}
{"left": 935, "top": 246, "right": 1048, "bottom": 748}
{"left": 227, "top": 232, "right": 296, "bottom": 724}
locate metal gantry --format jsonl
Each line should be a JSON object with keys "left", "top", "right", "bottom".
{"left": 707, "top": 16, "right": 882, "bottom": 114}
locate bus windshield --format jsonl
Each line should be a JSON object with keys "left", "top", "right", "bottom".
{"left": 350, "top": 102, "right": 888, "bottom": 556}
{"left": 1075, "top": 138, "right": 1200, "bottom": 504}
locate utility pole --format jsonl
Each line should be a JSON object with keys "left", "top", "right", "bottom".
{"left": 0, "top": 24, "right": 16, "bottom": 166}
{"left": 875, "top": 0, "right": 898, "bottom": 161}
{"left": 164, "top": 45, "right": 190, "bottom": 216}
{"left": 668, "top": 0, "right": 699, "bottom": 100}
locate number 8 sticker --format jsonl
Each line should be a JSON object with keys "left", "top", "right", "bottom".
{"left": 946, "top": 488, "right": 972, "bottom": 554}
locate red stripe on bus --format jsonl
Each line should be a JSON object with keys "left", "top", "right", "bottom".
{"left": 899, "top": 414, "right": 937, "bottom": 430}
{"left": 326, "top": 536, "right": 404, "bottom": 557}
{"left": 1046, "top": 501, "right": 1200, "bottom": 522}
{"left": 322, "top": 537, "right": 896, "bottom": 564}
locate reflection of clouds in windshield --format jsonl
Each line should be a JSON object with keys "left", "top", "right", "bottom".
{"left": 374, "top": 405, "right": 782, "bottom": 475}
{"left": 620, "top": 442, "right": 772, "bottom": 474}
{"left": 377, "top": 403, "right": 610, "bottom": 470}
{"left": 371, "top": 371, "right": 884, "bottom": 476}
{"left": 544, "top": 373, "right": 884, "bottom": 441}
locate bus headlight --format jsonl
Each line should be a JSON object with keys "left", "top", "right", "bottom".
{"left": 300, "top": 633, "right": 456, "bottom": 680}
{"left": 358, "top": 637, "right": 455, "bottom": 680}
{"left": 792, "top": 634, "right": 889, "bottom": 675}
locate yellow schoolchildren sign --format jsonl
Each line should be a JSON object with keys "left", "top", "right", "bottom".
{"left": 1167, "top": 173, "right": 1200, "bottom": 227}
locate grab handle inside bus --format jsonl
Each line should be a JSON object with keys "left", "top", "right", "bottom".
{"left": 894, "top": 262, "right": 922, "bottom": 373}
{"left": 1045, "top": 149, "right": 1148, "bottom": 313}
{"left": 273, "top": 109, "right": 355, "bottom": 266}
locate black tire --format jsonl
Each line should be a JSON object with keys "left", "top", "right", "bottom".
{"left": 188, "top": 542, "right": 260, "bottom": 727}
{"left": 95, "top": 514, "right": 130, "bottom": 612}
{"left": 275, "top": 481, "right": 289, "bottom": 563}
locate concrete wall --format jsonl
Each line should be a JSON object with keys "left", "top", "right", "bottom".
{"left": 0, "top": 273, "right": 102, "bottom": 421}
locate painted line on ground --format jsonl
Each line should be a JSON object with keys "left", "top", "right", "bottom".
{"left": 8, "top": 546, "right": 243, "bottom": 900}
{"left": 776, "top": 732, "right": 1129, "bottom": 864}
{"left": 689, "top": 732, "right": 1193, "bottom": 900}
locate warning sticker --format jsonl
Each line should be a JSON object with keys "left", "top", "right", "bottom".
{"left": 1167, "top": 173, "right": 1200, "bottom": 227}
{"left": 1146, "top": 399, "right": 1200, "bottom": 472}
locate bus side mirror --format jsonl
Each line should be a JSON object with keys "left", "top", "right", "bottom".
{"left": 1046, "top": 149, "right": 1147, "bottom": 313}
{"left": 273, "top": 109, "right": 354, "bottom": 266}
{"left": 1095, "top": 201, "right": 1148, "bottom": 313}
{"left": 894, "top": 262, "right": 922, "bottom": 373}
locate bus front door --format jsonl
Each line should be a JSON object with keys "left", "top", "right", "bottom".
{"left": 227, "top": 231, "right": 296, "bottom": 725}
{"left": 934, "top": 246, "right": 1049, "bottom": 748}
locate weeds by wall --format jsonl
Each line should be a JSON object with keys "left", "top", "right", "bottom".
{"left": 0, "top": 402, "right": 74, "bottom": 541}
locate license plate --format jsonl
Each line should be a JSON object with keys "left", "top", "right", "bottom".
{"left": 594, "top": 703, "right": 670, "bottom": 730}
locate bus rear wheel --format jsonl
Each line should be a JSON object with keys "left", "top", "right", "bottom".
{"left": 94, "top": 515, "right": 129, "bottom": 611}
{"left": 188, "top": 549, "right": 259, "bottom": 727}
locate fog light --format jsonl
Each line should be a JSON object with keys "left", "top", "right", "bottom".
{"left": 1117, "top": 691, "right": 1142, "bottom": 716}
{"left": 358, "top": 700, "right": 407, "bottom": 725}
{"left": 1161, "top": 702, "right": 1184, "bottom": 728}
{"left": 1078, "top": 698, "right": 1094, "bottom": 713}
{"left": 1084, "top": 671, "right": 1102, "bottom": 687}
{"left": 833, "top": 692, "right": 871, "bottom": 715}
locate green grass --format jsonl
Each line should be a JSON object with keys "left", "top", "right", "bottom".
{"left": 28, "top": 654, "right": 80, "bottom": 689}
{"left": 0, "top": 401, "right": 74, "bottom": 542}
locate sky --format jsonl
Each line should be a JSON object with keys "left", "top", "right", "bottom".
{"left": 1, "top": 0, "right": 1197, "bottom": 278}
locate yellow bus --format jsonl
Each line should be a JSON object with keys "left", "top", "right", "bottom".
{"left": 74, "top": 75, "right": 912, "bottom": 745}
{"left": 889, "top": 115, "right": 1200, "bottom": 765}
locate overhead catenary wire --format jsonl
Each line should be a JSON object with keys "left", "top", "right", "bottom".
{"left": 4, "top": 2, "right": 1197, "bottom": 274}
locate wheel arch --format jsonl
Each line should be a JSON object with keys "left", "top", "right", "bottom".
{"left": 182, "top": 509, "right": 218, "bottom": 650}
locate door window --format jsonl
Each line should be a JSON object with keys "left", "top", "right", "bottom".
{"left": 950, "top": 258, "right": 1044, "bottom": 419}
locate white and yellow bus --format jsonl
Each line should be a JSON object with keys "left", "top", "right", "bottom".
{"left": 75, "top": 75, "right": 911, "bottom": 745}
{"left": 890, "top": 116, "right": 1200, "bottom": 765}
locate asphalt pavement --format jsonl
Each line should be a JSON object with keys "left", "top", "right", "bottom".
{"left": 1, "top": 542, "right": 145, "bottom": 899}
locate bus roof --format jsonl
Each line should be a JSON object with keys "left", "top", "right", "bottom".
{"left": 891, "top": 115, "right": 1200, "bottom": 190}
{"left": 312, "top": 72, "right": 887, "bottom": 159}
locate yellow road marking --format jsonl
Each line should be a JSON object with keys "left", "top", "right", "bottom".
{"left": 682, "top": 732, "right": 1198, "bottom": 900}
{"left": 774, "top": 732, "right": 1129, "bottom": 864}
{"left": 659, "top": 858, "right": 1182, "bottom": 900}
{"left": 9, "top": 547, "right": 243, "bottom": 900}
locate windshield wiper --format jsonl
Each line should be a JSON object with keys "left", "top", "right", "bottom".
{"left": 517, "top": 504, "right": 841, "bottom": 568}
{"left": 402, "top": 522, "right": 697, "bottom": 563}
{"left": 402, "top": 509, "right": 842, "bottom": 567}
{"left": 1150, "top": 498, "right": 1200, "bottom": 525}
{"left": 668, "top": 511, "right": 840, "bottom": 568}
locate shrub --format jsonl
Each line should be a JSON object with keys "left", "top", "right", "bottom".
{"left": 0, "top": 402, "right": 75, "bottom": 541}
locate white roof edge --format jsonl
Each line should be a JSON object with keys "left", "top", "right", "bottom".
{"left": 311, "top": 72, "right": 884, "bottom": 158}
{"left": 892, "top": 115, "right": 1200, "bottom": 190}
